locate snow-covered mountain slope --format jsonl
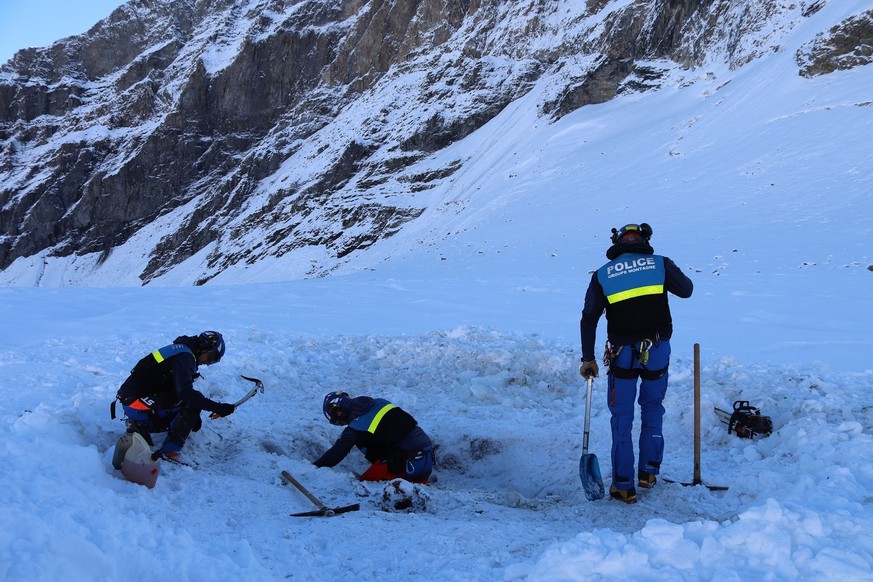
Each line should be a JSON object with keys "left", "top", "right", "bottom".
{"left": 1, "top": 0, "right": 870, "bottom": 286}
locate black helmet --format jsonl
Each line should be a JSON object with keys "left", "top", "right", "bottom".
{"left": 323, "top": 391, "right": 352, "bottom": 425}
{"left": 610, "top": 223, "right": 652, "bottom": 244}
{"left": 197, "top": 331, "right": 225, "bottom": 363}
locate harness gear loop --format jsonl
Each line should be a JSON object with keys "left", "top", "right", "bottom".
{"left": 635, "top": 339, "right": 653, "bottom": 366}
{"left": 605, "top": 341, "right": 640, "bottom": 380}
{"left": 603, "top": 342, "right": 622, "bottom": 371}
{"left": 632, "top": 335, "right": 668, "bottom": 380}
{"left": 604, "top": 335, "right": 667, "bottom": 380}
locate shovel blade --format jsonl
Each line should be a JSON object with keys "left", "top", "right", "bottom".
{"left": 579, "top": 453, "right": 605, "bottom": 501}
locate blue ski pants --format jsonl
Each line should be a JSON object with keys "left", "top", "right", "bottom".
{"left": 122, "top": 403, "right": 200, "bottom": 454}
{"left": 607, "top": 339, "right": 671, "bottom": 490}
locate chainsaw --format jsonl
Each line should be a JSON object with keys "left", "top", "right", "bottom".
{"left": 714, "top": 400, "right": 773, "bottom": 439}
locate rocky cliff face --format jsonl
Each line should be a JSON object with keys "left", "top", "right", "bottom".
{"left": 1, "top": 0, "right": 870, "bottom": 285}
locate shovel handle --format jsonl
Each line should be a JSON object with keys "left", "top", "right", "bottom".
{"left": 582, "top": 376, "right": 594, "bottom": 455}
{"left": 693, "top": 343, "right": 701, "bottom": 484}
{"left": 281, "top": 470, "right": 327, "bottom": 511}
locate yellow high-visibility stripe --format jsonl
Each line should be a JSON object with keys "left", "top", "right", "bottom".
{"left": 152, "top": 349, "right": 165, "bottom": 363}
{"left": 606, "top": 284, "right": 664, "bottom": 304}
{"left": 367, "top": 404, "right": 396, "bottom": 433}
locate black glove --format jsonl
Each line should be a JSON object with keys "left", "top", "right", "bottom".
{"left": 386, "top": 450, "right": 407, "bottom": 475}
{"left": 580, "top": 359, "right": 599, "bottom": 379}
{"left": 212, "top": 402, "right": 236, "bottom": 418}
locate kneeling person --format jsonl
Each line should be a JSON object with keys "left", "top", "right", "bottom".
{"left": 315, "top": 392, "right": 434, "bottom": 483}
{"left": 114, "top": 331, "right": 236, "bottom": 461}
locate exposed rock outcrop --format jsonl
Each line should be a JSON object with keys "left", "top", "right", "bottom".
{"left": 797, "top": 10, "right": 873, "bottom": 77}
{"left": 0, "top": 0, "right": 870, "bottom": 284}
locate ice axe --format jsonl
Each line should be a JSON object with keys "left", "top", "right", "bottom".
{"left": 210, "top": 375, "right": 264, "bottom": 419}
{"left": 579, "top": 375, "right": 605, "bottom": 500}
{"left": 280, "top": 470, "right": 360, "bottom": 517}
{"left": 664, "top": 344, "right": 728, "bottom": 491}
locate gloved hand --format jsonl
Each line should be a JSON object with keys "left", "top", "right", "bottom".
{"left": 580, "top": 359, "right": 599, "bottom": 379}
{"left": 386, "top": 451, "right": 407, "bottom": 475}
{"left": 211, "top": 402, "right": 236, "bottom": 418}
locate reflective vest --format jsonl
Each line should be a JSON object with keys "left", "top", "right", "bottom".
{"left": 349, "top": 399, "right": 417, "bottom": 461}
{"left": 349, "top": 399, "right": 397, "bottom": 433}
{"left": 117, "top": 344, "right": 195, "bottom": 405}
{"left": 597, "top": 253, "right": 665, "bottom": 304}
{"left": 596, "top": 253, "right": 670, "bottom": 344}
{"left": 150, "top": 344, "right": 194, "bottom": 363}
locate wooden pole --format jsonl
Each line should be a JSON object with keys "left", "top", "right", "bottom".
{"left": 693, "top": 343, "right": 701, "bottom": 485}
{"left": 664, "top": 343, "right": 727, "bottom": 490}
{"left": 281, "top": 470, "right": 327, "bottom": 511}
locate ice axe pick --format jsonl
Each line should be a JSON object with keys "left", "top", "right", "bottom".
{"left": 210, "top": 375, "right": 264, "bottom": 419}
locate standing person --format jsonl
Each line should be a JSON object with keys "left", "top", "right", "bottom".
{"left": 314, "top": 391, "right": 434, "bottom": 484}
{"left": 114, "top": 331, "right": 236, "bottom": 461}
{"left": 579, "top": 223, "right": 693, "bottom": 504}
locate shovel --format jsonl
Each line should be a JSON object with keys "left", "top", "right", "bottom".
{"left": 280, "top": 470, "right": 360, "bottom": 517}
{"left": 579, "top": 375, "right": 605, "bottom": 500}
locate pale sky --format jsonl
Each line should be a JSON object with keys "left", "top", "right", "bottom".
{"left": 0, "top": 0, "right": 127, "bottom": 64}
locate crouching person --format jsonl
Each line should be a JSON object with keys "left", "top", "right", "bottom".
{"left": 314, "top": 392, "right": 434, "bottom": 484}
{"left": 113, "top": 331, "right": 236, "bottom": 462}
